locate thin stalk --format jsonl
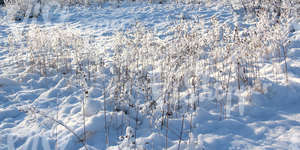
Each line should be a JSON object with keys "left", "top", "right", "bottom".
{"left": 178, "top": 114, "right": 185, "bottom": 150}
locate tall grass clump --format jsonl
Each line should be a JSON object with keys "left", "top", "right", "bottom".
{"left": 108, "top": 3, "right": 294, "bottom": 126}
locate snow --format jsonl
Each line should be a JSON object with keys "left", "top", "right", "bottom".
{"left": 85, "top": 98, "right": 102, "bottom": 117}
{"left": 0, "top": 1, "right": 300, "bottom": 150}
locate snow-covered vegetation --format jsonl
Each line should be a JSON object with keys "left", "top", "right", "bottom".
{"left": 0, "top": 0, "right": 300, "bottom": 150}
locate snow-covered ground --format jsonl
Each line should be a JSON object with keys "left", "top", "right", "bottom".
{"left": 0, "top": 1, "right": 300, "bottom": 150}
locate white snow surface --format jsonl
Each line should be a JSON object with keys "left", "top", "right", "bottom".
{"left": 0, "top": 1, "right": 300, "bottom": 150}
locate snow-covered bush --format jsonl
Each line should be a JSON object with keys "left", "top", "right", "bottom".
{"left": 239, "top": 0, "right": 297, "bottom": 20}
{"left": 4, "top": 0, "right": 43, "bottom": 20}
{"left": 118, "top": 126, "right": 136, "bottom": 149}
{"left": 3, "top": 0, "right": 108, "bottom": 20}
